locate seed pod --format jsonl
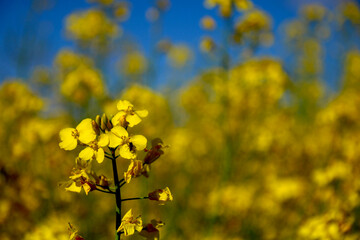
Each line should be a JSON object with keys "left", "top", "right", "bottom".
{"left": 95, "top": 115, "right": 101, "bottom": 129}
{"left": 101, "top": 113, "right": 108, "bottom": 131}
{"left": 92, "top": 120, "right": 100, "bottom": 135}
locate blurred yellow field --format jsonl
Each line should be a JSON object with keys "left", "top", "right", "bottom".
{"left": 1, "top": 0, "right": 360, "bottom": 239}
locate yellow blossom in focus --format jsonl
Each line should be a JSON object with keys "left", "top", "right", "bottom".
{"left": 79, "top": 134, "right": 109, "bottom": 163}
{"left": 148, "top": 187, "right": 173, "bottom": 205}
{"left": 112, "top": 100, "right": 148, "bottom": 128}
{"left": 124, "top": 160, "right": 144, "bottom": 183}
{"left": 108, "top": 126, "right": 147, "bottom": 159}
{"left": 117, "top": 209, "right": 143, "bottom": 236}
{"left": 59, "top": 118, "right": 96, "bottom": 150}
{"left": 62, "top": 158, "right": 97, "bottom": 195}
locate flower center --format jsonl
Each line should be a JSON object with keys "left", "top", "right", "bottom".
{"left": 72, "top": 129, "right": 80, "bottom": 138}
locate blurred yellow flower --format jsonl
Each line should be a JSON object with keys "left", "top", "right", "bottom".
{"left": 301, "top": 4, "right": 326, "bottom": 22}
{"left": 200, "top": 16, "right": 216, "bottom": 30}
{"left": 200, "top": 36, "right": 216, "bottom": 53}
{"left": 68, "top": 223, "right": 85, "bottom": 240}
{"left": 114, "top": 2, "right": 130, "bottom": 21}
{"left": 167, "top": 44, "right": 192, "bottom": 68}
{"left": 204, "top": 0, "right": 252, "bottom": 17}
{"left": 117, "top": 209, "right": 143, "bottom": 236}
{"left": 119, "top": 51, "right": 148, "bottom": 76}
{"left": 66, "top": 9, "right": 118, "bottom": 42}
{"left": 61, "top": 65, "right": 105, "bottom": 105}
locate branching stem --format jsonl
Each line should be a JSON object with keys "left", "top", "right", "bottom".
{"left": 110, "top": 147, "right": 122, "bottom": 240}
{"left": 121, "top": 196, "right": 149, "bottom": 202}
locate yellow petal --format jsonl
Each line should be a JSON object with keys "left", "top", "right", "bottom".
{"left": 126, "top": 114, "right": 142, "bottom": 127}
{"left": 77, "top": 118, "right": 96, "bottom": 144}
{"left": 120, "top": 144, "right": 136, "bottom": 159}
{"left": 83, "top": 183, "right": 92, "bottom": 195}
{"left": 124, "top": 224, "right": 135, "bottom": 236}
{"left": 135, "top": 219, "right": 143, "bottom": 232}
{"left": 98, "top": 133, "right": 109, "bottom": 147}
{"left": 111, "top": 111, "right": 125, "bottom": 126}
{"left": 79, "top": 147, "right": 94, "bottom": 160}
{"left": 59, "top": 138, "right": 78, "bottom": 151}
{"left": 117, "top": 100, "right": 133, "bottom": 111}
{"left": 136, "top": 110, "right": 148, "bottom": 118}
{"left": 76, "top": 118, "right": 93, "bottom": 132}
{"left": 123, "top": 209, "right": 133, "bottom": 220}
{"left": 131, "top": 135, "right": 147, "bottom": 150}
{"left": 96, "top": 148, "right": 105, "bottom": 164}
{"left": 59, "top": 128, "right": 78, "bottom": 150}
{"left": 111, "top": 126, "right": 128, "bottom": 138}
{"left": 108, "top": 131, "right": 122, "bottom": 148}
{"left": 65, "top": 182, "right": 82, "bottom": 193}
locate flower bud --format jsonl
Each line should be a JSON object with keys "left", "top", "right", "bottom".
{"left": 101, "top": 113, "right": 108, "bottom": 131}
{"left": 144, "top": 138, "right": 166, "bottom": 164}
{"left": 95, "top": 115, "right": 102, "bottom": 129}
{"left": 92, "top": 120, "right": 100, "bottom": 135}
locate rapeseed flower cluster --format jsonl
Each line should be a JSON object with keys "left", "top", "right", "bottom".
{"left": 58, "top": 99, "right": 172, "bottom": 239}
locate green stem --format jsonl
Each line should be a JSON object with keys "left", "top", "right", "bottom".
{"left": 119, "top": 181, "right": 126, "bottom": 188}
{"left": 110, "top": 148, "right": 122, "bottom": 240}
{"left": 121, "top": 196, "right": 149, "bottom": 202}
{"left": 95, "top": 188, "right": 115, "bottom": 194}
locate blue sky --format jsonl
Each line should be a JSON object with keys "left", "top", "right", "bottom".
{"left": 0, "top": 0, "right": 345, "bottom": 88}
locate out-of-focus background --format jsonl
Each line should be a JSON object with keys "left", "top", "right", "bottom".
{"left": 1, "top": 0, "right": 360, "bottom": 239}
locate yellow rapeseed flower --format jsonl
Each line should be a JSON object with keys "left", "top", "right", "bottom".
{"left": 167, "top": 44, "right": 192, "bottom": 68}
{"left": 108, "top": 126, "right": 147, "bottom": 159}
{"left": 139, "top": 220, "right": 164, "bottom": 240}
{"left": 200, "top": 36, "right": 216, "bottom": 53}
{"left": 200, "top": 16, "right": 216, "bottom": 30}
{"left": 112, "top": 100, "right": 148, "bottom": 128}
{"left": 124, "top": 160, "right": 144, "bottom": 183}
{"left": 148, "top": 187, "right": 173, "bottom": 205}
{"left": 79, "top": 133, "right": 109, "bottom": 163}
{"left": 119, "top": 52, "right": 148, "bottom": 76}
{"left": 59, "top": 119, "right": 96, "bottom": 150}
{"left": 117, "top": 209, "right": 143, "bottom": 236}
{"left": 66, "top": 9, "right": 118, "bottom": 42}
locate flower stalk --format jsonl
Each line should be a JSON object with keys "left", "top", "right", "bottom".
{"left": 110, "top": 147, "right": 122, "bottom": 240}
